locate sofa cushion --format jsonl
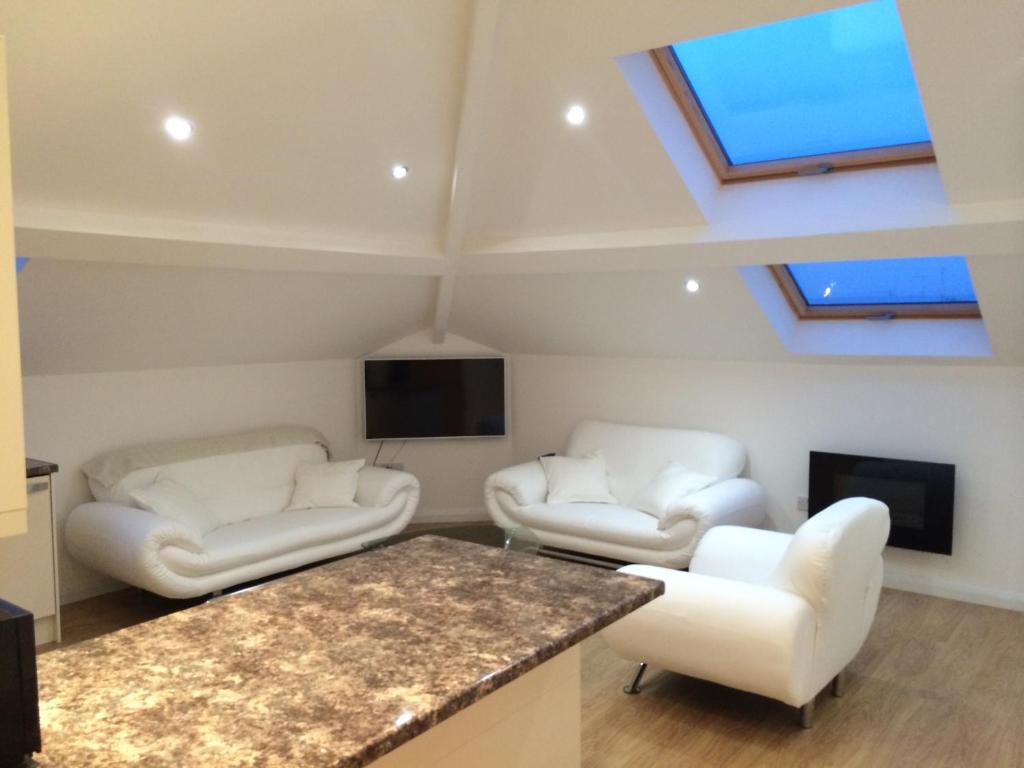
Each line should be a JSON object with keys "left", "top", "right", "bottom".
{"left": 129, "top": 478, "right": 216, "bottom": 536}
{"left": 539, "top": 452, "right": 616, "bottom": 504}
{"left": 287, "top": 459, "right": 365, "bottom": 511}
{"left": 512, "top": 502, "right": 698, "bottom": 551}
{"left": 161, "top": 505, "right": 398, "bottom": 577}
{"left": 566, "top": 420, "right": 746, "bottom": 505}
{"left": 93, "top": 443, "right": 328, "bottom": 529}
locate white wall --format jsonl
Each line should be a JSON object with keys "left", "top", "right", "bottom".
{"left": 23, "top": 349, "right": 1024, "bottom": 612}
{"left": 507, "top": 354, "right": 1024, "bottom": 611}
{"left": 22, "top": 359, "right": 359, "bottom": 603}
{"left": 358, "top": 330, "right": 517, "bottom": 522}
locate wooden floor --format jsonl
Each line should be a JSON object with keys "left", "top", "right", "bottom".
{"left": 46, "top": 587, "right": 1024, "bottom": 767}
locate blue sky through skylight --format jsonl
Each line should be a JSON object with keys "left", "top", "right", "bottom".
{"left": 788, "top": 257, "right": 977, "bottom": 307}
{"left": 671, "top": 0, "right": 931, "bottom": 165}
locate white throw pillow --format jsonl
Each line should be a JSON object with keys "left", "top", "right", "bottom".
{"left": 287, "top": 459, "right": 365, "bottom": 511}
{"left": 540, "top": 451, "right": 617, "bottom": 505}
{"left": 130, "top": 478, "right": 214, "bottom": 535}
{"left": 633, "top": 462, "right": 718, "bottom": 529}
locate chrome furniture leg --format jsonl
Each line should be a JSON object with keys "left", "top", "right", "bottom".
{"left": 831, "top": 668, "right": 848, "bottom": 697}
{"left": 623, "top": 662, "right": 648, "bottom": 695}
{"left": 799, "top": 698, "right": 815, "bottom": 729}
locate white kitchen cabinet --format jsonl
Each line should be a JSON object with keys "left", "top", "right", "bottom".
{"left": 0, "top": 466, "right": 61, "bottom": 644}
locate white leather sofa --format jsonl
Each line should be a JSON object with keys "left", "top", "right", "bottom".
{"left": 484, "top": 420, "right": 767, "bottom": 568}
{"left": 66, "top": 427, "right": 419, "bottom": 599}
{"left": 601, "top": 497, "right": 891, "bottom": 726}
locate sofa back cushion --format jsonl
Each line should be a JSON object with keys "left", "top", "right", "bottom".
{"left": 566, "top": 420, "right": 747, "bottom": 505}
{"left": 92, "top": 443, "right": 328, "bottom": 530}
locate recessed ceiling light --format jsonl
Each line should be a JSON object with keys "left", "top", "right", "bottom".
{"left": 163, "top": 115, "right": 194, "bottom": 142}
{"left": 391, "top": 164, "right": 409, "bottom": 180}
{"left": 685, "top": 278, "right": 700, "bottom": 293}
{"left": 565, "top": 104, "right": 587, "bottom": 126}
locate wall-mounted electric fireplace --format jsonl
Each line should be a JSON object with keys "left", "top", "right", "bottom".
{"left": 808, "top": 451, "right": 954, "bottom": 555}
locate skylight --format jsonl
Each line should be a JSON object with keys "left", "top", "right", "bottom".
{"left": 770, "top": 257, "right": 980, "bottom": 319}
{"left": 654, "top": 0, "right": 934, "bottom": 180}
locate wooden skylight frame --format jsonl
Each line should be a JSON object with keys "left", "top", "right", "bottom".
{"left": 769, "top": 265, "right": 982, "bottom": 320}
{"left": 650, "top": 47, "right": 936, "bottom": 183}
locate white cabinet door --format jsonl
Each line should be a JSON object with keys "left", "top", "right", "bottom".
{"left": 0, "top": 479, "right": 57, "bottom": 628}
{"left": 0, "top": 477, "right": 59, "bottom": 643}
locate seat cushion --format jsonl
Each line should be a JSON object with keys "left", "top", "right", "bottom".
{"left": 512, "top": 503, "right": 697, "bottom": 551}
{"left": 161, "top": 506, "right": 397, "bottom": 577}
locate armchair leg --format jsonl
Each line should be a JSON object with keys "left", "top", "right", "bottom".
{"left": 799, "top": 698, "right": 815, "bottom": 729}
{"left": 831, "top": 668, "right": 848, "bottom": 698}
{"left": 623, "top": 662, "right": 648, "bottom": 695}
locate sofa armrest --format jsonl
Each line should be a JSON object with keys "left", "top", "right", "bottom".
{"left": 663, "top": 477, "right": 767, "bottom": 531}
{"left": 690, "top": 526, "right": 793, "bottom": 583}
{"left": 485, "top": 461, "right": 548, "bottom": 507}
{"left": 355, "top": 466, "right": 420, "bottom": 508}
{"left": 601, "top": 564, "right": 817, "bottom": 706}
{"left": 65, "top": 502, "right": 204, "bottom": 592}
{"left": 484, "top": 461, "right": 548, "bottom": 530}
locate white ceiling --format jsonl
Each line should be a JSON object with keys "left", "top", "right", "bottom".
{"left": 1, "top": 0, "right": 471, "bottom": 240}
{"left": 3, "top": 0, "right": 1023, "bottom": 373}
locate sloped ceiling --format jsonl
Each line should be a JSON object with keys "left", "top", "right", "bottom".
{"left": 17, "top": 260, "right": 434, "bottom": 375}
{"left": 449, "top": 269, "right": 786, "bottom": 361}
{"left": 2, "top": 0, "right": 1023, "bottom": 373}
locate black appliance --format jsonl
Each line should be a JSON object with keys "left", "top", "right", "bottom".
{"left": 808, "top": 451, "right": 954, "bottom": 555}
{"left": 363, "top": 357, "right": 507, "bottom": 440}
{"left": 0, "top": 598, "right": 40, "bottom": 767}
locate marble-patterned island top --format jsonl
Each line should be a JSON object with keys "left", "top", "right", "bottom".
{"left": 36, "top": 535, "right": 663, "bottom": 768}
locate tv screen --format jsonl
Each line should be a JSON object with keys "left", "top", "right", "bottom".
{"left": 363, "top": 358, "right": 506, "bottom": 440}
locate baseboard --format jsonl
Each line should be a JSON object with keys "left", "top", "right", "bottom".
{"left": 884, "top": 570, "right": 1024, "bottom": 612}
{"left": 413, "top": 507, "right": 491, "bottom": 525}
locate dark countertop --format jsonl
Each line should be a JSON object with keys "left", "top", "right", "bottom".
{"left": 26, "top": 458, "right": 58, "bottom": 478}
{"left": 35, "top": 535, "right": 663, "bottom": 768}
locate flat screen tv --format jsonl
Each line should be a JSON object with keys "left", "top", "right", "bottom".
{"left": 363, "top": 358, "right": 506, "bottom": 440}
{"left": 808, "top": 451, "right": 954, "bottom": 555}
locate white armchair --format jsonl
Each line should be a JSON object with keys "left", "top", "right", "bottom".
{"left": 600, "top": 497, "right": 891, "bottom": 726}
{"left": 485, "top": 420, "right": 767, "bottom": 568}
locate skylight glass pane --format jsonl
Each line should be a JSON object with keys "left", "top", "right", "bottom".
{"left": 671, "top": 0, "right": 930, "bottom": 165}
{"left": 788, "top": 257, "right": 977, "bottom": 307}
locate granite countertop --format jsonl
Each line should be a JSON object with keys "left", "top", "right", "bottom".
{"left": 26, "top": 458, "right": 59, "bottom": 478}
{"left": 36, "top": 535, "right": 663, "bottom": 768}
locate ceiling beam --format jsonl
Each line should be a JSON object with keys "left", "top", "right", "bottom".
{"left": 462, "top": 201, "right": 1024, "bottom": 275}
{"left": 14, "top": 206, "right": 443, "bottom": 275}
{"left": 431, "top": 0, "right": 502, "bottom": 343}
{"left": 15, "top": 228, "right": 446, "bottom": 276}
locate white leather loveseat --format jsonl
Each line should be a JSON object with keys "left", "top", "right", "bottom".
{"left": 66, "top": 426, "right": 419, "bottom": 599}
{"left": 484, "top": 420, "right": 766, "bottom": 568}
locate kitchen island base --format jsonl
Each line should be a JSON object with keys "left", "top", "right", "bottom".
{"left": 375, "top": 645, "right": 580, "bottom": 767}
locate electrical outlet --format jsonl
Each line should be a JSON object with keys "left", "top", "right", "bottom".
{"left": 797, "top": 495, "right": 809, "bottom": 513}
{"left": 382, "top": 462, "right": 405, "bottom": 471}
